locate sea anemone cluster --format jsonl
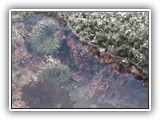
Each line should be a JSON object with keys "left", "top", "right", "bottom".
{"left": 11, "top": 11, "right": 33, "bottom": 20}
{"left": 38, "top": 58, "right": 71, "bottom": 84}
{"left": 31, "top": 17, "right": 61, "bottom": 55}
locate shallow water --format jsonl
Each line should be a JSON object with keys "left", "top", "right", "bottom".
{"left": 11, "top": 12, "right": 149, "bottom": 109}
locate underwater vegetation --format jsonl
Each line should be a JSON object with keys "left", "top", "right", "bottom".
{"left": 37, "top": 58, "right": 71, "bottom": 84}
{"left": 31, "top": 17, "right": 60, "bottom": 55}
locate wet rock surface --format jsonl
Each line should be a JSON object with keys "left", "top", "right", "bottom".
{"left": 11, "top": 12, "right": 149, "bottom": 109}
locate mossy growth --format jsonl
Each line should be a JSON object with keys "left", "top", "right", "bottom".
{"left": 37, "top": 59, "right": 71, "bottom": 84}
{"left": 31, "top": 17, "right": 60, "bottom": 55}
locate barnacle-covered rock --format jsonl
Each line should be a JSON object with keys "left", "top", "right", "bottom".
{"left": 31, "top": 17, "right": 61, "bottom": 55}
{"left": 62, "top": 12, "right": 149, "bottom": 82}
{"left": 37, "top": 58, "right": 71, "bottom": 84}
{"left": 11, "top": 11, "right": 34, "bottom": 20}
{"left": 45, "top": 12, "right": 68, "bottom": 26}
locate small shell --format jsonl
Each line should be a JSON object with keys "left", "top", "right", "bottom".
{"left": 98, "top": 48, "right": 106, "bottom": 53}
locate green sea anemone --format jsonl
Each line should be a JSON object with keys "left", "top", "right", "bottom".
{"left": 31, "top": 17, "right": 60, "bottom": 55}
{"left": 37, "top": 58, "right": 71, "bottom": 84}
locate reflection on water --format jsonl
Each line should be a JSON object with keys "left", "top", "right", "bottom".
{"left": 68, "top": 65, "right": 148, "bottom": 108}
{"left": 11, "top": 12, "right": 149, "bottom": 109}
